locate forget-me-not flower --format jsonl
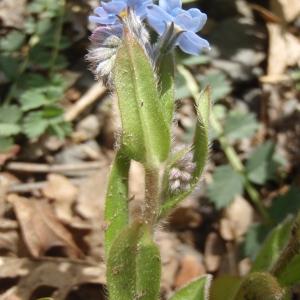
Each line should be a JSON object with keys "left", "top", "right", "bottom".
{"left": 147, "top": 0, "right": 210, "bottom": 55}
{"left": 89, "top": 0, "right": 153, "bottom": 26}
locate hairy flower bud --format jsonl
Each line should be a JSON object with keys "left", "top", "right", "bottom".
{"left": 169, "top": 145, "right": 196, "bottom": 194}
{"left": 86, "top": 10, "right": 153, "bottom": 85}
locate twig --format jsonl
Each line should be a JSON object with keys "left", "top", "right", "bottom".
{"left": 7, "top": 178, "right": 84, "bottom": 193}
{"left": 5, "top": 161, "right": 107, "bottom": 174}
{"left": 64, "top": 83, "right": 107, "bottom": 122}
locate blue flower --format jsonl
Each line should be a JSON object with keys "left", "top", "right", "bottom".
{"left": 147, "top": 0, "right": 209, "bottom": 55}
{"left": 89, "top": 0, "right": 153, "bottom": 26}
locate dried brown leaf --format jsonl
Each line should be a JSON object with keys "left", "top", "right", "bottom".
{"left": 267, "top": 24, "right": 300, "bottom": 76}
{"left": 42, "top": 174, "right": 78, "bottom": 223}
{"left": 0, "top": 257, "right": 105, "bottom": 300}
{"left": 8, "top": 194, "right": 83, "bottom": 258}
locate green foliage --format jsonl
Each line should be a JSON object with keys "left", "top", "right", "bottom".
{"left": 113, "top": 28, "right": 170, "bottom": 165}
{"left": 104, "top": 149, "right": 130, "bottom": 256}
{"left": 198, "top": 72, "right": 232, "bottom": 102}
{"left": 252, "top": 217, "right": 293, "bottom": 272}
{"left": 243, "top": 224, "right": 269, "bottom": 260}
{"left": 0, "top": 0, "right": 70, "bottom": 150}
{"left": 269, "top": 187, "right": 300, "bottom": 223}
{"left": 210, "top": 276, "right": 241, "bottom": 300}
{"left": 107, "top": 222, "right": 161, "bottom": 300}
{"left": 208, "top": 164, "right": 244, "bottom": 209}
{"left": 157, "top": 53, "right": 175, "bottom": 125}
{"left": 169, "top": 275, "right": 212, "bottom": 300}
{"left": 245, "top": 141, "right": 279, "bottom": 185}
{"left": 277, "top": 255, "right": 300, "bottom": 286}
{"left": 0, "top": 31, "right": 26, "bottom": 52}
{"left": 223, "top": 111, "right": 259, "bottom": 141}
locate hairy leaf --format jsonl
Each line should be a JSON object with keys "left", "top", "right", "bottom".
{"left": 158, "top": 53, "right": 175, "bottom": 125}
{"left": 113, "top": 28, "right": 170, "bottom": 165}
{"left": 107, "top": 222, "right": 161, "bottom": 300}
{"left": 169, "top": 275, "right": 212, "bottom": 300}
{"left": 104, "top": 149, "right": 130, "bottom": 256}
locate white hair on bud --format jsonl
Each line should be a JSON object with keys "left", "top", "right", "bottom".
{"left": 86, "top": 9, "right": 155, "bottom": 86}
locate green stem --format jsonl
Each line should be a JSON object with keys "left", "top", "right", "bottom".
{"left": 144, "top": 167, "right": 160, "bottom": 226}
{"left": 178, "top": 65, "right": 272, "bottom": 225}
{"left": 50, "top": 0, "right": 65, "bottom": 75}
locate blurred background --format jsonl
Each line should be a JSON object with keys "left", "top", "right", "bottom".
{"left": 0, "top": 0, "right": 299, "bottom": 299}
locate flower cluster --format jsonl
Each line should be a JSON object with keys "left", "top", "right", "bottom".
{"left": 169, "top": 145, "right": 196, "bottom": 194}
{"left": 87, "top": 0, "right": 209, "bottom": 81}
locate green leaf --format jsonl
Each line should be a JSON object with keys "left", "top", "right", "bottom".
{"left": 0, "top": 105, "right": 22, "bottom": 123}
{"left": 0, "top": 124, "right": 21, "bottom": 136}
{"left": 107, "top": 222, "right": 161, "bottom": 300}
{"left": 23, "top": 112, "right": 48, "bottom": 139}
{"left": 0, "top": 31, "right": 25, "bottom": 52}
{"left": 252, "top": 217, "right": 293, "bottom": 272}
{"left": 42, "top": 105, "right": 64, "bottom": 118}
{"left": 0, "top": 55, "right": 20, "bottom": 80}
{"left": 208, "top": 164, "right": 244, "bottom": 209}
{"left": 113, "top": 28, "right": 170, "bottom": 165}
{"left": 198, "top": 72, "right": 232, "bottom": 102}
{"left": 104, "top": 149, "right": 130, "bottom": 256}
{"left": 210, "top": 276, "right": 241, "bottom": 300}
{"left": 246, "top": 141, "right": 278, "bottom": 185}
{"left": 160, "top": 88, "right": 211, "bottom": 217}
{"left": 243, "top": 223, "right": 269, "bottom": 260}
{"left": 169, "top": 275, "right": 212, "bottom": 300}
{"left": 223, "top": 111, "right": 259, "bottom": 141}
{"left": 19, "top": 89, "right": 48, "bottom": 111}
{"left": 269, "top": 186, "right": 300, "bottom": 223}
{"left": 158, "top": 53, "right": 175, "bottom": 125}
{"left": 277, "top": 254, "right": 300, "bottom": 286}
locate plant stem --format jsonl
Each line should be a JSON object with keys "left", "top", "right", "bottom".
{"left": 270, "top": 212, "right": 300, "bottom": 276}
{"left": 144, "top": 167, "right": 160, "bottom": 226}
{"left": 50, "top": 0, "right": 65, "bottom": 75}
{"left": 178, "top": 65, "right": 272, "bottom": 225}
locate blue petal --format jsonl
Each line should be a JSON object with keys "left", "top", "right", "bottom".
{"left": 147, "top": 5, "right": 172, "bottom": 34}
{"left": 177, "top": 31, "right": 210, "bottom": 55}
{"left": 147, "top": 16, "right": 166, "bottom": 35}
{"left": 174, "top": 12, "right": 195, "bottom": 31}
{"left": 147, "top": 5, "right": 173, "bottom": 23}
{"left": 102, "top": 1, "right": 127, "bottom": 14}
{"left": 159, "top": 0, "right": 181, "bottom": 13}
{"left": 94, "top": 7, "right": 108, "bottom": 17}
{"left": 187, "top": 8, "right": 207, "bottom": 31}
{"left": 89, "top": 15, "right": 118, "bottom": 25}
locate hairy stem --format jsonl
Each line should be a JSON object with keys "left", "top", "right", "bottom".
{"left": 144, "top": 167, "right": 160, "bottom": 226}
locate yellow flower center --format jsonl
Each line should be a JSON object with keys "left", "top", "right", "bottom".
{"left": 119, "top": 9, "right": 128, "bottom": 18}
